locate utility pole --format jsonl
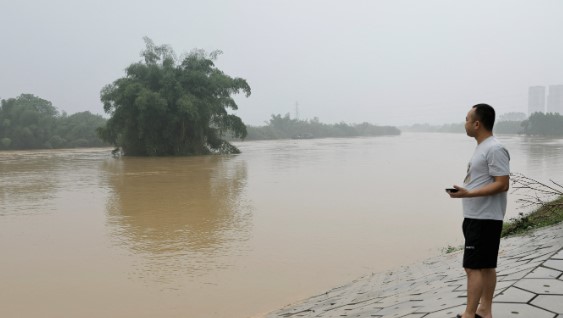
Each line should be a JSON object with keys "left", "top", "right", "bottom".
{"left": 294, "top": 101, "right": 300, "bottom": 121}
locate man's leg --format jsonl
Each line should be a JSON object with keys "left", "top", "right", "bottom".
{"left": 476, "top": 268, "right": 496, "bottom": 318}
{"left": 462, "top": 268, "right": 483, "bottom": 318}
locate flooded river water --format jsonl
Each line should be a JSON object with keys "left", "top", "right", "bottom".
{"left": 1, "top": 133, "right": 562, "bottom": 318}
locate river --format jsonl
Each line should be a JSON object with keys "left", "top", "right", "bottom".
{"left": 1, "top": 133, "right": 562, "bottom": 318}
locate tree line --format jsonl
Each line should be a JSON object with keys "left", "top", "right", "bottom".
{"left": 244, "top": 113, "right": 401, "bottom": 140}
{"left": 2, "top": 39, "right": 401, "bottom": 155}
{"left": 0, "top": 93, "right": 400, "bottom": 152}
{"left": 402, "top": 112, "right": 563, "bottom": 137}
{"left": 521, "top": 112, "right": 563, "bottom": 136}
{"left": 0, "top": 94, "right": 107, "bottom": 150}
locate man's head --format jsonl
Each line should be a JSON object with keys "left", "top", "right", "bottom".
{"left": 465, "top": 103, "right": 495, "bottom": 138}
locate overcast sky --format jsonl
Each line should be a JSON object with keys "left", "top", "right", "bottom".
{"left": 1, "top": 0, "right": 562, "bottom": 126}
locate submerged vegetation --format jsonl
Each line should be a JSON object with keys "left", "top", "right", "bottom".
{"left": 0, "top": 94, "right": 107, "bottom": 150}
{"left": 97, "top": 38, "right": 250, "bottom": 156}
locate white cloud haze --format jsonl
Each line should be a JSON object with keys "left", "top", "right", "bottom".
{"left": 1, "top": 0, "right": 563, "bottom": 125}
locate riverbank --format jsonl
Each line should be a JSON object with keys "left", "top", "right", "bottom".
{"left": 264, "top": 221, "right": 563, "bottom": 317}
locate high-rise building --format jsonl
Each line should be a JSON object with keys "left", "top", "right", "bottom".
{"left": 528, "top": 86, "right": 546, "bottom": 115}
{"left": 547, "top": 85, "right": 563, "bottom": 115}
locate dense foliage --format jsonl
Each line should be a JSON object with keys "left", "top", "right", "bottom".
{"left": 97, "top": 38, "right": 251, "bottom": 156}
{"left": 245, "top": 113, "right": 400, "bottom": 140}
{"left": 522, "top": 112, "right": 563, "bottom": 136}
{"left": 399, "top": 122, "right": 465, "bottom": 134}
{"left": 498, "top": 112, "right": 527, "bottom": 122}
{"left": 0, "top": 94, "right": 107, "bottom": 150}
{"left": 495, "top": 120, "right": 524, "bottom": 134}
{"left": 402, "top": 112, "right": 563, "bottom": 136}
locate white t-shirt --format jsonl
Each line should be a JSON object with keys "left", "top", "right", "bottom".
{"left": 462, "top": 136, "right": 510, "bottom": 221}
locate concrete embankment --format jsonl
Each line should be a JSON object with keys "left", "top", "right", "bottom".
{"left": 265, "top": 223, "right": 563, "bottom": 318}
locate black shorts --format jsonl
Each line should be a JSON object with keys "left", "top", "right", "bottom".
{"left": 462, "top": 218, "right": 503, "bottom": 269}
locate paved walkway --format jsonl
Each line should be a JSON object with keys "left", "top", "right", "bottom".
{"left": 266, "top": 223, "right": 563, "bottom": 318}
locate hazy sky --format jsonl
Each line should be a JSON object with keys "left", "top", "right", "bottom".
{"left": 2, "top": 0, "right": 563, "bottom": 126}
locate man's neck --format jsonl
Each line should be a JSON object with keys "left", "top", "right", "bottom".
{"left": 475, "top": 131, "right": 493, "bottom": 144}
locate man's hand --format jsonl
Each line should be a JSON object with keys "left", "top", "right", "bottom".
{"left": 447, "top": 185, "right": 469, "bottom": 198}
{"left": 446, "top": 176, "right": 509, "bottom": 199}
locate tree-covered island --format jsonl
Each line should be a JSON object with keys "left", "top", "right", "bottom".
{"left": 97, "top": 38, "right": 251, "bottom": 156}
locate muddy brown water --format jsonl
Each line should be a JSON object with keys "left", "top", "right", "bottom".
{"left": 1, "top": 133, "right": 561, "bottom": 318}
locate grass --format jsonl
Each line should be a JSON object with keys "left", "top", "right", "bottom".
{"left": 442, "top": 245, "right": 463, "bottom": 254}
{"left": 501, "top": 196, "right": 563, "bottom": 237}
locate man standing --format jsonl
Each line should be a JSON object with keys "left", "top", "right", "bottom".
{"left": 447, "top": 103, "right": 510, "bottom": 318}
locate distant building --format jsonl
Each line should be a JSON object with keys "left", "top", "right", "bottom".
{"left": 547, "top": 85, "right": 563, "bottom": 115}
{"left": 528, "top": 86, "right": 546, "bottom": 115}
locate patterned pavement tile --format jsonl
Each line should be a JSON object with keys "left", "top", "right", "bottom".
{"left": 492, "top": 303, "right": 557, "bottom": 318}
{"left": 552, "top": 250, "right": 563, "bottom": 260}
{"left": 419, "top": 305, "right": 465, "bottom": 318}
{"left": 515, "top": 278, "right": 563, "bottom": 295}
{"left": 532, "top": 295, "right": 563, "bottom": 314}
{"left": 526, "top": 266, "right": 562, "bottom": 279}
{"left": 494, "top": 286, "right": 536, "bottom": 303}
{"left": 545, "top": 259, "right": 563, "bottom": 272}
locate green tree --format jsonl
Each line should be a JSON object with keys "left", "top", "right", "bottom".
{"left": 0, "top": 94, "right": 58, "bottom": 149}
{"left": 97, "top": 38, "right": 251, "bottom": 156}
{"left": 495, "top": 120, "right": 524, "bottom": 134}
{"left": 524, "top": 112, "right": 563, "bottom": 136}
{"left": 56, "top": 111, "right": 108, "bottom": 148}
{"left": 0, "top": 94, "right": 108, "bottom": 150}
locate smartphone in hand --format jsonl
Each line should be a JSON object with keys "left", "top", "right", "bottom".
{"left": 445, "top": 188, "right": 459, "bottom": 193}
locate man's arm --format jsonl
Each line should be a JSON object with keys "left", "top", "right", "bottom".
{"left": 448, "top": 175, "right": 509, "bottom": 198}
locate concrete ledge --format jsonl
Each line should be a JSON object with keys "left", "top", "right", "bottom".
{"left": 266, "top": 223, "right": 563, "bottom": 318}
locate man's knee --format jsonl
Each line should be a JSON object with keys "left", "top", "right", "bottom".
{"left": 465, "top": 268, "right": 481, "bottom": 276}
{"left": 481, "top": 268, "right": 497, "bottom": 279}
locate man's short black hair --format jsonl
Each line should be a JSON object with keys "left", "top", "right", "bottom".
{"left": 472, "top": 103, "right": 495, "bottom": 131}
